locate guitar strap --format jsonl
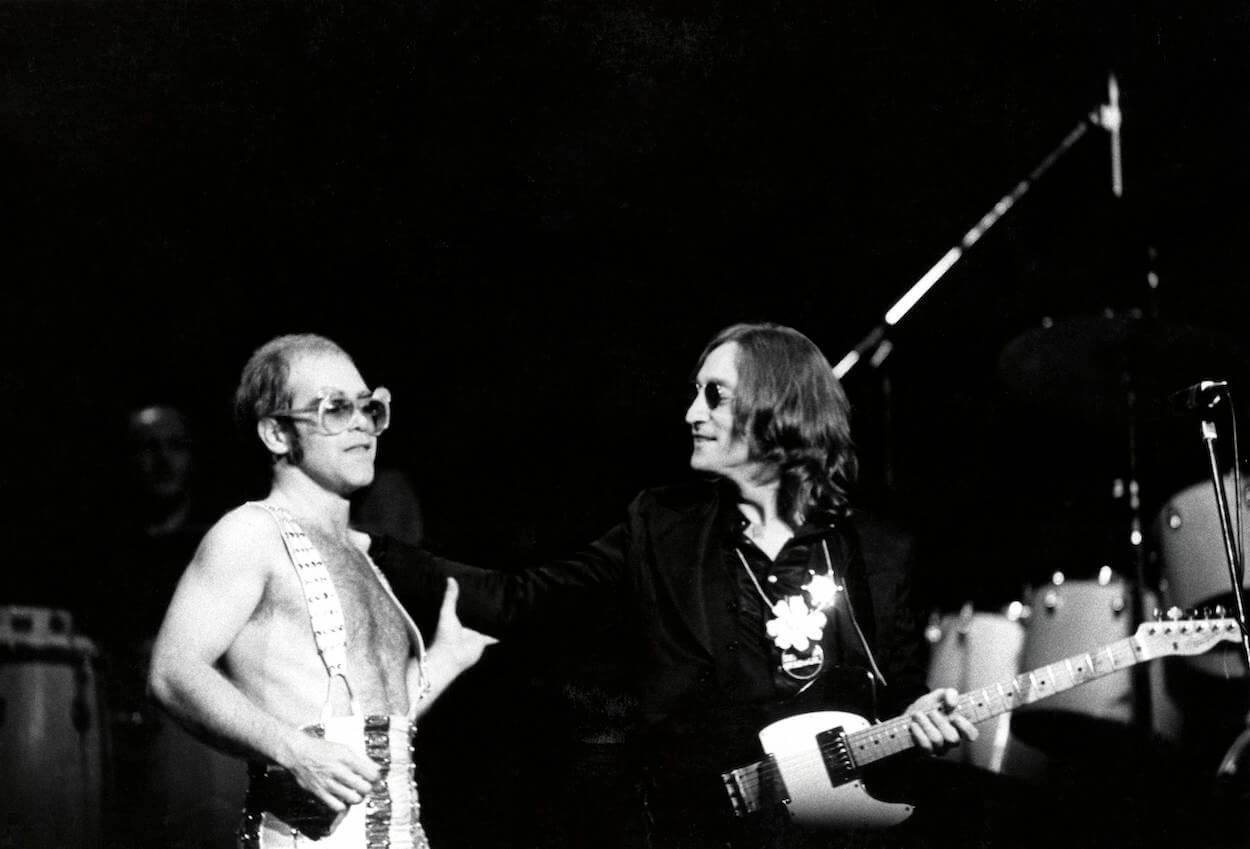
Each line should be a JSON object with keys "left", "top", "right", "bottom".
{"left": 822, "top": 538, "right": 888, "bottom": 688}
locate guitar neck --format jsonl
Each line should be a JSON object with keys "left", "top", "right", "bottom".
{"left": 846, "top": 631, "right": 1146, "bottom": 768}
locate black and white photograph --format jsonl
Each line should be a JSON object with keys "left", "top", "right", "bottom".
{"left": 3, "top": 2, "right": 1250, "bottom": 847}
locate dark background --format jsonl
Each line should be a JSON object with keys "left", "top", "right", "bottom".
{"left": 5, "top": 0, "right": 1250, "bottom": 605}
{"left": 4, "top": 1, "right": 1250, "bottom": 845}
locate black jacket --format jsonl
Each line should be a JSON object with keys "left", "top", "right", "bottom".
{"left": 372, "top": 479, "right": 928, "bottom": 753}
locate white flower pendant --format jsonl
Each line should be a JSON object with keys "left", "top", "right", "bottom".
{"left": 765, "top": 595, "right": 828, "bottom": 654}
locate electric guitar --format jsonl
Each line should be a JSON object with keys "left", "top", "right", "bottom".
{"left": 721, "top": 615, "right": 1242, "bottom": 832}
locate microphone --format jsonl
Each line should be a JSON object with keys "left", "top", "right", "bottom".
{"left": 1099, "top": 72, "right": 1123, "bottom": 197}
{"left": 1169, "top": 380, "right": 1229, "bottom": 413}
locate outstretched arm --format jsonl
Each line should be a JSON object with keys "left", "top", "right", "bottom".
{"left": 148, "top": 508, "right": 381, "bottom": 813}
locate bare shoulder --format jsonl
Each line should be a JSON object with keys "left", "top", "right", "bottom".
{"left": 190, "top": 503, "right": 287, "bottom": 579}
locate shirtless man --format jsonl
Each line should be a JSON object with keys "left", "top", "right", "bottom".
{"left": 148, "top": 333, "right": 495, "bottom": 848}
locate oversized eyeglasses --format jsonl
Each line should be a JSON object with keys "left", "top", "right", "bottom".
{"left": 691, "top": 381, "right": 734, "bottom": 411}
{"left": 270, "top": 387, "right": 392, "bottom": 436}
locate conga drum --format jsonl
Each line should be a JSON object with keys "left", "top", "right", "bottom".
{"left": 0, "top": 607, "right": 107, "bottom": 849}
{"left": 925, "top": 604, "right": 1027, "bottom": 773}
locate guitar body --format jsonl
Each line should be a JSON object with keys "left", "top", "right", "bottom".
{"left": 758, "top": 711, "right": 914, "bottom": 830}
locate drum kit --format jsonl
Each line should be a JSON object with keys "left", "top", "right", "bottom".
{"left": 926, "top": 309, "right": 1250, "bottom": 783}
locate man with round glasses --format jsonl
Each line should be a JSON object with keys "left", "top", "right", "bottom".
{"left": 374, "top": 322, "right": 977, "bottom": 848}
{"left": 148, "top": 333, "right": 495, "bottom": 848}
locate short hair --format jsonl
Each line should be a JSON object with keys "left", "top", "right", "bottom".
{"left": 695, "top": 322, "right": 856, "bottom": 524}
{"left": 234, "top": 333, "right": 350, "bottom": 463}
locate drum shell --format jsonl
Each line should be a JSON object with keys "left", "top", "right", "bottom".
{"left": 0, "top": 638, "right": 107, "bottom": 849}
{"left": 1015, "top": 581, "right": 1135, "bottom": 726}
{"left": 1011, "top": 581, "right": 1180, "bottom": 751}
{"left": 926, "top": 611, "right": 1028, "bottom": 773}
{"left": 1155, "top": 475, "right": 1250, "bottom": 677}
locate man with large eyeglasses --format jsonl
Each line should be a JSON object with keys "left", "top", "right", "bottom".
{"left": 147, "top": 333, "right": 496, "bottom": 849}
{"left": 373, "top": 322, "right": 978, "bottom": 849}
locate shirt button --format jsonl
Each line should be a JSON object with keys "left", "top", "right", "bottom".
{"left": 766, "top": 574, "right": 778, "bottom": 584}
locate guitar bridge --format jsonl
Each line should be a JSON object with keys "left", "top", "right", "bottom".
{"left": 722, "top": 754, "right": 788, "bottom": 818}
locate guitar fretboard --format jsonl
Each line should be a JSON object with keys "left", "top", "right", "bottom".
{"left": 847, "top": 631, "right": 1146, "bottom": 767}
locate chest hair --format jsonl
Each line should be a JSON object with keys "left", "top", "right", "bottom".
{"left": 302, "top": 527, "right": 412, "bottom": 665}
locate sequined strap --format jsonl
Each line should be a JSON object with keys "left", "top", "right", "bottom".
{"left": 252, "top": 502, "right": 357, "bottom": 717}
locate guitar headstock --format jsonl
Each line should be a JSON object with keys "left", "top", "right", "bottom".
{"left": 1134, "top": 615, "right": 1242, "bottom": 660}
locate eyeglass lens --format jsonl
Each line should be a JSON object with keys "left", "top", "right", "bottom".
{"left": 693, "top": 383, "right": 730, "bottom": 410}
{"left": 321, "top": 396, "right": 390, "bottom": 435}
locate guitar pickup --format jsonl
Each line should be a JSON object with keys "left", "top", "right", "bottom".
{"left": 722, "top": 754, "right": 789, "bottom": 817}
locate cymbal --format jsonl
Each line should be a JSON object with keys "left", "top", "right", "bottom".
{"left": 997, "top": 312, "right": 1248, "bottom": 425}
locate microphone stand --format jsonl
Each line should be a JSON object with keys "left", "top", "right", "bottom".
{"left": 833, "top": 115, "right": 1094, "bottom": 379}
{"left": 1201, "top": 399, "right": 1250, "bottom": 786}
{"left": 1195, "top": 411, "right": 1250, "bottom": 667}
{"left": 836, "top": 73, "right": 1125, "bottom": 378}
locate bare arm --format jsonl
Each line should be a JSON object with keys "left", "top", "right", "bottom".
{"left": 148, "top": 507, "right": 380, "bottom": 812}
{"left": 405, "top": 577, "right": 498, "bottom": 719}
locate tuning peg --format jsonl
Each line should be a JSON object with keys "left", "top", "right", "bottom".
{"left": 1152, "top": 607, "right": 1162, "bottom": 621}
{"left": 1166, "top": 607, "right": 1183, "bottom": 621}
{"left": 1216, "top": 605, "right": 1228, "bottom": 618}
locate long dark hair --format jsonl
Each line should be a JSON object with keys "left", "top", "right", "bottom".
{"left": 695, "top": 322, "right": 856, "bottom": 525}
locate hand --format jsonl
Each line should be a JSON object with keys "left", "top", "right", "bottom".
{"left": 431, "top": 577, "right": 499, "bottom": 675}
{"left": 285, "top": 733, "right": 382, "bottom": 812}
{"left": 904, "top": 687, "right": 978, "bottom": 755}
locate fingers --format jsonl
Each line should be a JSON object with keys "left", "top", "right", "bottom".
{"left": 293, "top": 738, "right": 382, "bottom": 812}
{"left": 321, "top": 755, "right": 378, "bottom": 808}
{"left": 441, "top": 576, "right": 460, "bottom": 611}
{"left": 908, "top": 688, "right": 975, "bottom": 752}
{"left": 909, "top": 710, "right": 954, "bottom": 752}
{"left": 344, "top": 749, "right": 382, "bottom": 786}
{"left": 307, "top": 769, "right": 359, "bottom": 812}
{"left": 312, "top": 787, "right": 348, "bottom": 812}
